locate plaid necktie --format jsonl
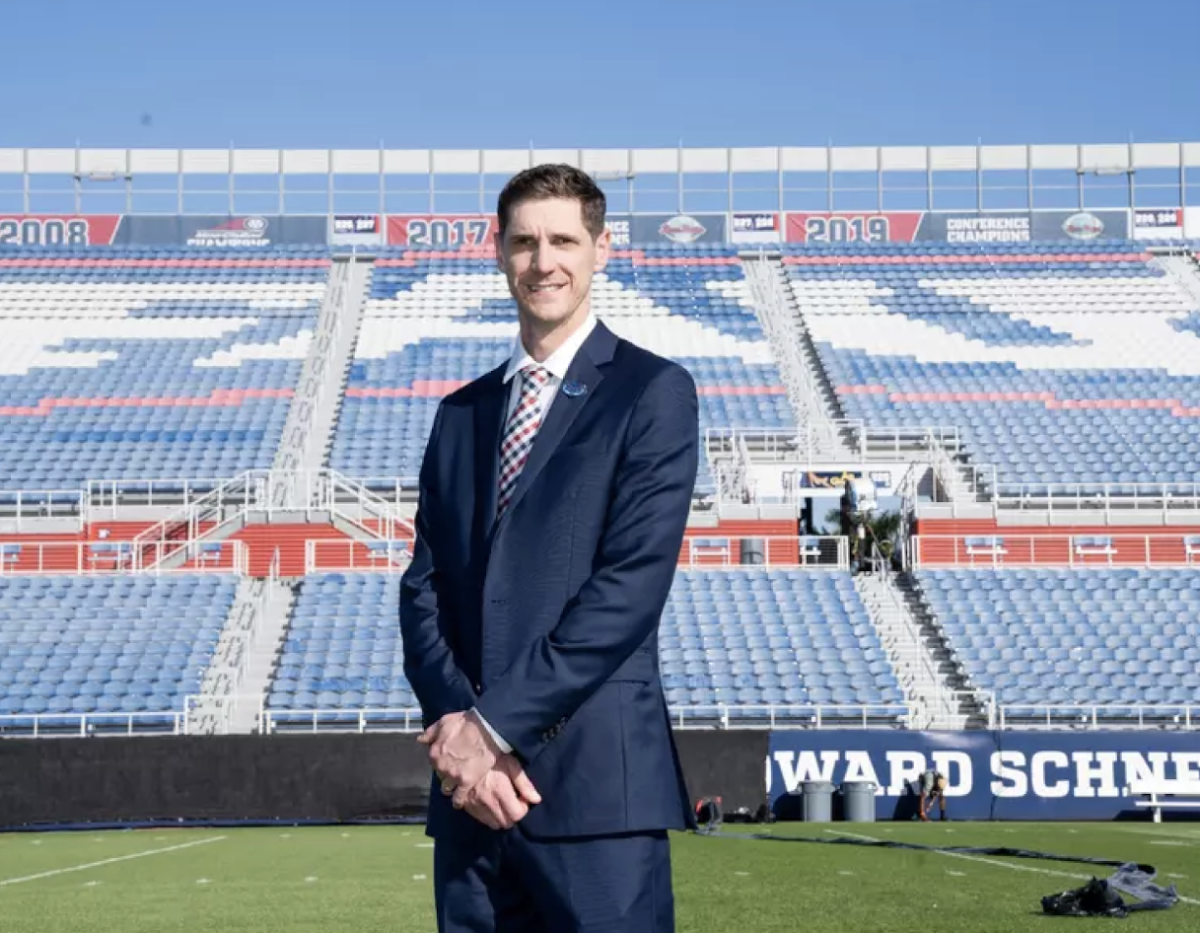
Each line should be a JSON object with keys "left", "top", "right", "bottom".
{"left": 497, "top": 364, "right": 550, "bottom": 516}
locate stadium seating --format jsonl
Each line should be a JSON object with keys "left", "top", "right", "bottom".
{"left": 0, "top": 573, "right": 235, "bottom": 732}
{"left": 0, "top": 247, "right": 327, "bottom": 489}
{"left": 267, "top": 571, "right": 416, "bottom": 724}
{"left": 661, "top": 569, "right": 905, "bottom": 719}
{"left": 913, "top": 567, "right": 1200, "bottom": 716}
{"left": 265, "top": 568, "right": 906, "bottom": 726}
{"left": 787, "top": 240, "right": 1200, "bottom": 491}
{"left": 329, "top": 245, "right": 793, "bottom": 492}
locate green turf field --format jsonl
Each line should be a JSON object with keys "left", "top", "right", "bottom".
{"left": 0, "top": 821, "right": 1196, "bottom": 931}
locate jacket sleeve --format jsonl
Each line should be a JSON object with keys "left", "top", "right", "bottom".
{"left": 472, "top": 363, "right": 699, "bottom": 763}
{"left": 399, "top": 402, "right": 478, "bottom": 729}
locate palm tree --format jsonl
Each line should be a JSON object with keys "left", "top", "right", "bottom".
{"left": 825, "top": 507, "right": 904, "bottom": 568}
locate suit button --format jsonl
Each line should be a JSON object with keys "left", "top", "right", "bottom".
{"left": 473, "top": 683, "right": 481, "bottom": 692}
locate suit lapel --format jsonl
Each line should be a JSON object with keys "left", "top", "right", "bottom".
{"left": 473, "top": 366, "right": 508, "bottom": 545}
{"left": 496, "top": 322, "right": 618, "bottom": 524}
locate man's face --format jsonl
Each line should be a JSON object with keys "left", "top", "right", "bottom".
{"left": 495, "top": 197, "right": 610, "bottom": 332}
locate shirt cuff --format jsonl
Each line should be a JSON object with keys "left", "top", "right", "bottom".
{"left": 471, "top": 707, "right": 512, "bottom": 754}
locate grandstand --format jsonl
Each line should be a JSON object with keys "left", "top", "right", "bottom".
{"left": 0, "top": 141, "right": 1199, "bottom": 748}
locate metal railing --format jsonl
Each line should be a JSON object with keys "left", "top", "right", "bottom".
{"left": 258, "top": 704, "right": 911, "bottom": 734}
{"left": 307, "top": 537, "right": 412, "bottom": 573}
{"left": 682, "top": 535, "right": 849, "bottom": 569}
{"left": 992, "top": 481, "right": 1200, "bottom": 516}
{"left": 911, "top": 533, "right": 1200, "bottom": 568}
{"left": 0, "top": 538, "right": 247, "bottom": 575}
{"left": 0, "top": 489, "right": 85, "bottom": 528}
{"left": 85, "top": 476, "right": 230, "bottom": 519}
{"left": 0, "top": 710, "right": 188, "bottom": 737}
{"left": 997, "top": 704, "right": 1199, "bottom": 731}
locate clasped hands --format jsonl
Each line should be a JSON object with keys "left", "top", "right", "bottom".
{"left": 419, "top": 710, "right": 541, "bottom": 831}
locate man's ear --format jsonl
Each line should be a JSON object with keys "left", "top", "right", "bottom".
{"left": 493, "top": 230, "right": 505, "bottom": 273}
{"left": 593, "top": 225, "right": 612, "bottom": 272}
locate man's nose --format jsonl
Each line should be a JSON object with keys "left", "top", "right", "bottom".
{"left": 532, "top": 241, "right": 556, "bottom": 274}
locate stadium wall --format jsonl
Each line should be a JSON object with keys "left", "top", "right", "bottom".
{"left": 769, "top": 730, "right": 1200, "bottom": 821}
{"left": 0, "top": 731, "right": 769, "bottom": 831}
{"left": 4, "top": 207, "right": 1194, "bottom": 248}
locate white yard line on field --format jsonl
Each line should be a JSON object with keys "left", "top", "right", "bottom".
{"left": 822, "top": 829, "right": 1199, "bottom": 907}
{"left": 0, "top": 836, "right": 226, "bottom": 887}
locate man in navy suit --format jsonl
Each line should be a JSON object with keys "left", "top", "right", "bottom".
{"left": 400, "top": 163, "right": 699, "bottom": 932}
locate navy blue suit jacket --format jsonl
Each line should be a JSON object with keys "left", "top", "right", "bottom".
{"left": 399, "top": 320, "right": 699, "bottom": 840}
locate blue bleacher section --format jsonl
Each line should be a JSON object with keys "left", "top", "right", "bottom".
{"left": 266, "top": 569, "right": 905, "bottom": 725}
{"left": 329, "top": 244, "right": 793, "bottom": 491}
{"left": 786, "top": 240, "right": 1200, "bottom": 491}
{"left": 0, "top": 574, "right": 235, "bottom": 731}
{"left": 915, "top": 568, "right": 1200, "bottom": 713}
{"left": 0, "top": 247, "right": 327, "bottom": 489}
{"left": 662, "top": 569, "right": 904, "bottom": 717}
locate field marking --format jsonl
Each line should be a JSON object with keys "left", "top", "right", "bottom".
{"left": 0, "top": 836, "right": 226, "bottom": 888}
{"left": 823, "top": 830, "right": 1199, "bottom": 907}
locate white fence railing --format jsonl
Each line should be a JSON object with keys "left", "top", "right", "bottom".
{"left": 0, "top": 710, "right": 188, "bottom": 737}
{"left": 993, "top": 481, "right": 1200, "bottom": 516}
{"left": 911, "top": 533, "right": 1200, "bottom": 568}
{"left": 259, "top": 704, "right": 911, "bottom": 734}
{"left": 304, "top": 535, "right": 850, "bottom": 573}
{"left": 4, "top": 700, "right": 1197, "bottom": 737}
{"left": 997, "top": 705, "right": 1200, "bottom": 730}
{"left": 0, "top": 538, "right": 248, "bottom": 575}
{"left": 307, "top": 538, "right": 412, "bottom": 573}
{"left": 0, "top": 489, "right": 85, "bottom": 529}
{"left": 85, "top": 476, "right": 230, "bottom": 520}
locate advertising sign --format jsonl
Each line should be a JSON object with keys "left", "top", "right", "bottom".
{"left": 115, "top": 215, "right": 327, "bottom": 247}
{"left": 630, "top": 213, "right": 727, "bottom": 245}
{"left": 731, "top": 212, "right": 781, "bottom": 244}
{"left": 914, "top": 212, "right": 1033, "bottom": 243}
{"left": 387, "top": 214, "right": 496, "bottom": 248}
{"left": 768, "top": 729, "right": 1200, "bottom": 821}
{"left": 785, "top": 212, "right": 926, "bottom": 243}
{"left": 1132, "top": 208, "right": 1184, "bottom": 240}
{"left": 0, "top": 215, "right": 122, "bottom": 247}
{"left": 606, "top": 214, "right": 632, "bottom": 247}
{"left": 1030, "top": 209, "right": 1129, "bottom": 241}
{"left": 330, "top": 214, "right": 382, "bottom": 246}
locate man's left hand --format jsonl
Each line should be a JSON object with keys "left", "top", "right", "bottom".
{"left": 419, "top": 710, "right": 500, "bottom": 794}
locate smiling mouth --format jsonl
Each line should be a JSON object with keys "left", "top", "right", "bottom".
{"left": 527, "top": 283, "right": 565, "bottom": 293}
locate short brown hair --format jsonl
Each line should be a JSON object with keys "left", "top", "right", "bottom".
{"left": 496, "top": 163, "right": 606, "bottom": 240}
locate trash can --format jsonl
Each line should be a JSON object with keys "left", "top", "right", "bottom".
{"left": 740, "top": 538, "right": 765, "bottom": 565}
{"left": 842, "top": 781, "right": 878, "bottom": 823}
{"left": 800, "top": 780, "right": 834, "bottom": 822}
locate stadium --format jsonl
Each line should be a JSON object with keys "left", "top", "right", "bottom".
{"left": 1, "top": 137, "right": 1198, "bottom": 928}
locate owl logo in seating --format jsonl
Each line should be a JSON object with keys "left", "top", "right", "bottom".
{"left": 1061, "top": 211, "right": 1104, "bottom": 240}
{"left": 658, "top": 214, "right": 707, "bottom": 243}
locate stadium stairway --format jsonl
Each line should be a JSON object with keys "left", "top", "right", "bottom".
{"left": 854, "top": 570, "right": 984, "bottom": 729}
{"left": 271, "top": 255, "right": 372, "bottom": 481}
{"left": 189, "top": 573, "right": 297, "bottom": 734}
{"left": 742, "top": 254, "right": 854, "bottom": 459}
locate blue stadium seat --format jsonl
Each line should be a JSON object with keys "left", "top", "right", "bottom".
{"left": 0, "top": 573, "right": 236, "bottom": 734}
{"left": 328, "top": 247, "right": 795, "bottom": 493}
{"left": 0, "top": 247, "right": 330, "bottom": 488}
{"left": 783, "top": 241, "right": 1200, "bottom": 491}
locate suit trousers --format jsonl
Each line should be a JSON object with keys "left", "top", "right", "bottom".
{"left": 433, "top": 823, "right": 676, "bottom": 933}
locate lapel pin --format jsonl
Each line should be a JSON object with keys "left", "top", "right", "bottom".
{"left": 562, "top": 381, "right": 588, "bottom": 398}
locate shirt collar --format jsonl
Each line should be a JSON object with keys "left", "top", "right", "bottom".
{"left": 503, "top": 312, "right": 597, "bottom": 384}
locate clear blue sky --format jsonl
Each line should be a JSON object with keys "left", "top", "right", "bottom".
{"left": 2, "top": 0, "right": 1197, "bottom": 149}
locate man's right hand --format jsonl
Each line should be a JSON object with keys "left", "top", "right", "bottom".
{"left": 452, "top": 754, "right": 542, "bottom": 831}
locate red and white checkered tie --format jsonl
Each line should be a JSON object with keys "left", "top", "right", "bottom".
{"left": 497, "top": 364, "right": 550, "bottom": 516}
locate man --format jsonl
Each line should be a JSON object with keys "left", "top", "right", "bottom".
{"left": 400, "top": 163, "right": 699, "bottom": 932}
{"left": 918, "top": 768, "right": 947, "bottom": 822}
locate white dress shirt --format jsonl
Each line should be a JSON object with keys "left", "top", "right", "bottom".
{"left": 473, "top": 311, "right": 598, "bottom": 755}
